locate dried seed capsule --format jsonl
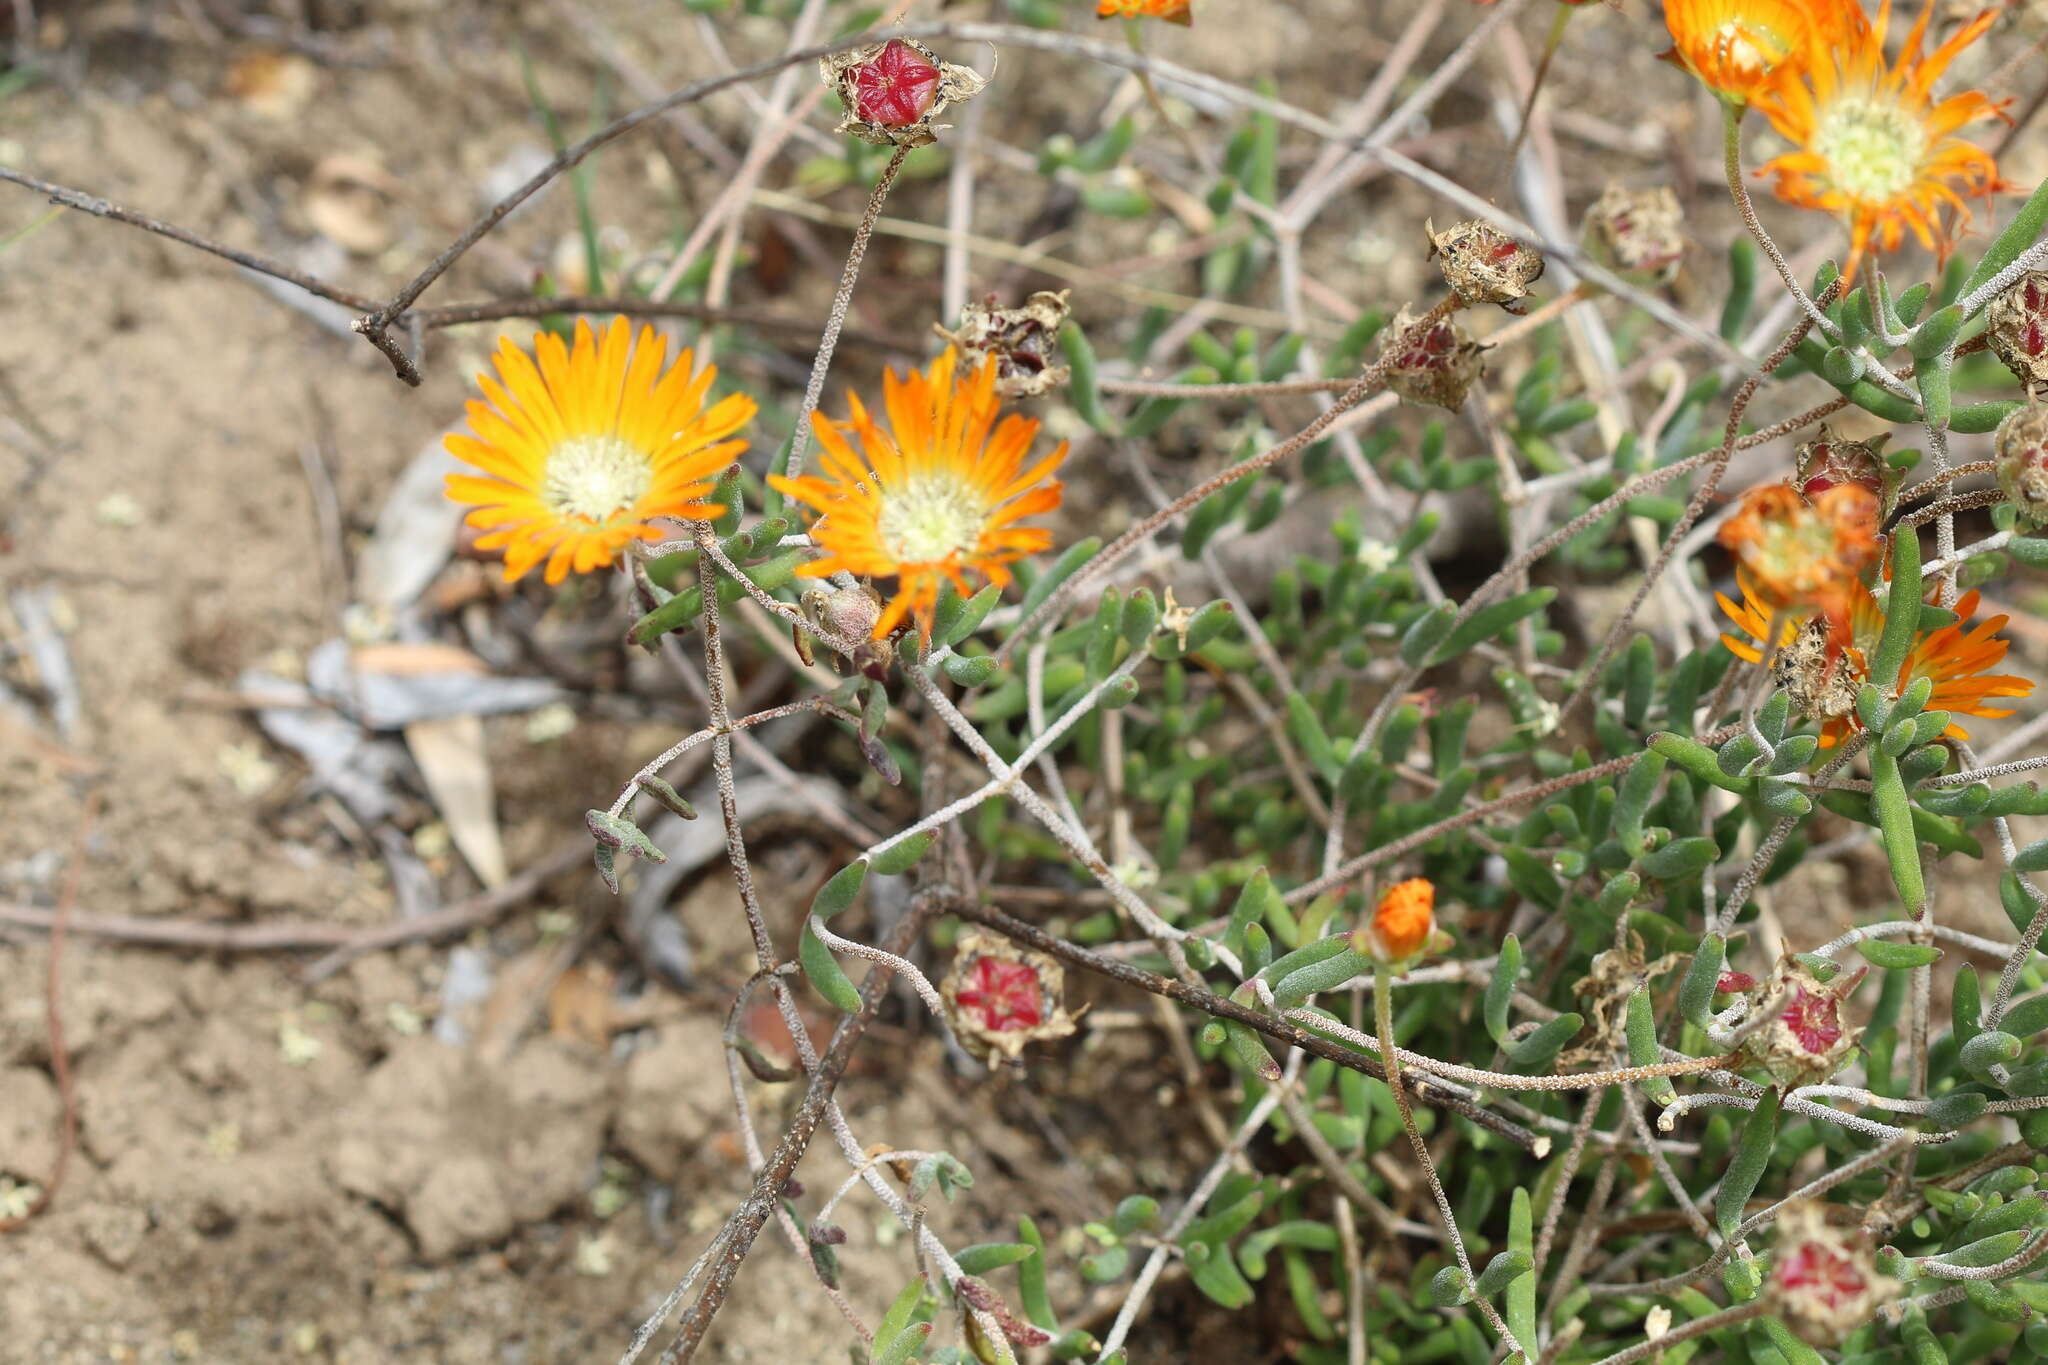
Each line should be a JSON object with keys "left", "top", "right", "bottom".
{"left": 819, "top": 38, "right": 988, "bottom": 149}
{"left": 934, "top": 291, "right": 1073, "bottom": 400}
{"left": 1794, "top": 425, "right": 1894, "bottom": 508}
{"left": 1425, "top": 218, "right": 1545, "bottom": 313}
{"left": 1995, "top": 402, "right": 2048, "bottom": 528}
{"left": 940, "top": 930, "right": 1079, "bottom": 1063}
{"left": 1379, "top": 304, "right": 1486, "bottom": 410}
{"left": 1986, "top": 269, "right": 2048, "bottom": 390}
{"left": 1764, "top": 1202, "right": 1898, "bottom": 1347}
{"left": 1581, "top": 183, "right": 1685, "bottom": 285}
{"left": 1739, "top": 958, "right": 1866, "bottom": 1087}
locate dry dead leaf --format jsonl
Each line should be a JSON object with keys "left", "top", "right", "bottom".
{"left": 546, "top": 964, "right": 617, "bottom": 1049}
{"left": 304, "top": 153, "right": 401, "bottom": 255}
{"left": 471, "top": 944, "right": 560, "bottom": 1062}
{"left": 402, "top": 713, "right": 507, "bottom": 889}
{"left": 352, "top": 643, "right": 490, "bottom": 677}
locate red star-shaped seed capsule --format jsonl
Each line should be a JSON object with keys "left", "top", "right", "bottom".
{"left": 851, "top": 40, "right": 941, "bottom": 128}
{"left": 1776, "top": 1240, "right": 1869, "bottom": 1304}
{"left": 953, "top": 956, "right": 1045, "bottom": 1033}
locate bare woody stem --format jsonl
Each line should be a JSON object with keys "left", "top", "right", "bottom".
{"left": 645, "top": 895, "right": 946, "bottom": 1365}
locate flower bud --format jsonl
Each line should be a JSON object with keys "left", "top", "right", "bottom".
{"left": 935, "top": 291, "right": 1073, "bottom": 400}
{"left": 804, "top": 582, "right": 880, "bottom": 642}
{"left": 1986, "top": 269, "right": 2048, "bottom": 390}
{"left": 1354, "top": 877, "right": 1443, "bottom": 967}
{"left": 1096, "top": 0, "right": 1192, "bottom": 20}
{"left": 1996, "top": 402, "right": 2048, "bottom": 528}
{"left": 820, "top": 38, "right": 987, "bottom": 149}
{"left": 1425, "top": 218, "right": 1545, "bottom": 313}
{"left": 941, "top": 930, "right": 1079, "bottom": 1062}
{"left": 800, "top": 583, "right": 897, "bottom": 679}
{"left": 1380, "top": 304, "right": 1486, "bottom": 410}
{"left": 1582, "top": 184, "right": 1685, "bottom": 285}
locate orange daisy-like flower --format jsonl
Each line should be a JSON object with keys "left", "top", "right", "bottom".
{"left": 768, "top": 349, "right": 1067, "bottom": 642}
{"left": 1359, "top": 878, "right": 1437, "bottom": 964}
{"left": 1718, "top": 482, "right": 1880, "bottom": 656}
{"left": 1097, "top": 0, "right": 1191, "bottom": 21}
{"left": 445, "top": 318, "right": 757, "bottom": 584}
{"left": 1752, "top": 1, "right": 2008, "bottom": 284}
{"left": 1720, "top": 576, "right": 2033, "bottom": 747}
{"left": 1662, "top": 0, "right": 1820, "bottom": 105}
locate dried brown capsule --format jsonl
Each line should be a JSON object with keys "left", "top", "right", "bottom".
{"left": 1794, "top": 425, "right": 1896, "bottom": 515}
{"left": 934, "top": 290, "right": 1072, "bottom": 400}
{"left": 940, "top": 930, "right": 1078, "bottom": 1063}
{"left": 1582, "top": 184, "right": 1685, "bottom": 285}
{"left": 1772, "top": 617, "right": 1862, "bottom": 726}
{"left": 1986, "top": 269, "right": 2048, "bottom": 391}
{"left": 1379, "top": 304, "right": 1486, "bottom": 410}
{"left": 1996, "top": 401, "right": 2048, "bottom": 528}
{"left": 819, "top": 38, "right": 988, "bottom": 149}
{"left": 1426, "top": 218, "right": 1545, "bottom": 313}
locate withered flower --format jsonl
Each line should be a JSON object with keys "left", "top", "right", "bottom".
{"left": 1793, "top": 426, "right": 1895, "bottom": 514}
{"left": 820, "top": 38, "right": 988, "bottom": 149}
{"left": 1737, "top": 959, "right": 1865, "bottom": 1087}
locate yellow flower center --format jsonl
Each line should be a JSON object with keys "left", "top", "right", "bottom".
{"left": 543, "top": 434, "right": 652, "bottom": 522}
{"left": 1710, "top": 20, "right": 1788, "bottom": 78}
{"left": 1815, "top": 97, "right": 1927, "bottom": 204}
{"left": 876, "top": 474, "right": 984, "bottom": 564}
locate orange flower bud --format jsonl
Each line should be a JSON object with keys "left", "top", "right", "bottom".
{"left": 1361, "top": 878, "right": 1437, "bottom": 964}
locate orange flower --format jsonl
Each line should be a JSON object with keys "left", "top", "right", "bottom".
{"left": 1361, "top": 878, "right": 1437, "bottom": 964}
{"left": 1752, "top": 1, "right": 2008, "bottom": 284}
{"left": 1719, "top": 577, "right": 2033, "bottom": 747}
{"left": 1097, "top": 0, "right": 1191, "bottom": 21}
{"left": 1718, "top": 482, "right": 1879, "bottom": 655}
{"left": 1662, "top": 0, "right": 1821, "bottom": 105}
{"left": 768, "top": 349, "right": 1067, "bottom": 642}
{"left": 445, "top": 318, "right": 756, "bottom": 585}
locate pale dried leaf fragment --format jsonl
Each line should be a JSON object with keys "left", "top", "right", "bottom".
{"left": 404, "top": 713, "right": 507, "bottom": 889}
